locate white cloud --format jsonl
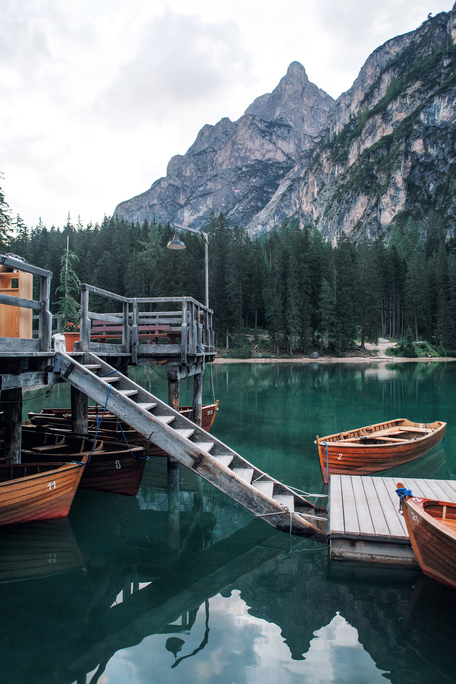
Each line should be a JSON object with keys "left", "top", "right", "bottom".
{"left": 97, "top": 10, "right": 251, "bottom": 127}
{"left": 0, "top": 0, "right": 453, "bottom": 228}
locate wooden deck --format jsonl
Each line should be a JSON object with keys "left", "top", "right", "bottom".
{"left": 328, "top": 475, "right": 456, "bottom": 566}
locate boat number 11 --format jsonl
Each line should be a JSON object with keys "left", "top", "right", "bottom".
{"left": 47, "top": 481, "right": 57, "bottom": 490}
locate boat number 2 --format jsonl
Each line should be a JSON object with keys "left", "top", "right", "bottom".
{"left": 47, "top": 481, "right": 56, "bottom": 490}
{"left": 115, "top": 460, "right": 121, "bottom": 470}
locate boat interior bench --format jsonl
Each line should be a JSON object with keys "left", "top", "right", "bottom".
{"left": 90, "top": 320, "right": 182, "bottom": 344}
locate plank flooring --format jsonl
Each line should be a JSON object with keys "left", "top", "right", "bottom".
{"left": 328, "top": 475, "right": 456, "bottom": 566}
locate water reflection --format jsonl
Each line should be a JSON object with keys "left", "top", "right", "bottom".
{"left": 403, "top": 578, "right": 456, "bottom": 681}
{"left": 8, "top": 361, "right": 456, "bottom": 682}
{"left": 0, "top": 482, "right": 454, "bottom": 684}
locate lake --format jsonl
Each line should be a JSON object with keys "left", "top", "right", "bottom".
{"left": 2, "top": 360, "right": 456, "bottom": 684}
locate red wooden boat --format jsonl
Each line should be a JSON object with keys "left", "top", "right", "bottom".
{"left": 20, "top": 429, "right": 147, "bottom": 496}
{"left": 0, "top": 456, "right": 87, "bottom": 526}
{"left": 397, "top": 484, "right": 456, "bottom": 590}
{"left": 316, "top": 418, "right": 446, "bottom": 485}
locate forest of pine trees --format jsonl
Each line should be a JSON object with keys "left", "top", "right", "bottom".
{"left": 2, "top": 184, "right": 456, "bottom": 356}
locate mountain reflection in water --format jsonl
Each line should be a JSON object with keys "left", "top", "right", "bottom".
{"left": 3, "top": 360, "right": 455, "bottom": 683}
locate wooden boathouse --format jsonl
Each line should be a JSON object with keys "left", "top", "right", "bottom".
{"left": 0, "top": 254, "right": 327, "bottom": 539}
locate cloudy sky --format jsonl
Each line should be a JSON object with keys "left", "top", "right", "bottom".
{"left": 0, "top": 0, "right": 452, "bottom": 229}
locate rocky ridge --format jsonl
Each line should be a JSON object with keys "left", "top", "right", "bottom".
{"left": 114, "top": 7, "right": 456, "bottom": 242}
{"left": 113, "top": 62, "right": 335, "bottom": 228}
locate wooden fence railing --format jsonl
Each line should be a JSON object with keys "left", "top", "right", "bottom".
{"left": 78, "top": 284, "right": 215, "bottom": 364}
{"left": 0, "top": 254, "right": 52, "bottom": 353}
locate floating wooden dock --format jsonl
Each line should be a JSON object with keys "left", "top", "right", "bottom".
{"left": 328, "top": 475, "right": 456, "bottom": 566}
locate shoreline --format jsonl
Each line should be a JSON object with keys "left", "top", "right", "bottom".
{"left": 213, "top": 356, "right": 456, "bottom": 364}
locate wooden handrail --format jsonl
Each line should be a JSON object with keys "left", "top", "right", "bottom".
{"left": 0, "top": 254, "right": 52, "bottom": 352}
{"left": 78, "top": 284, "right": 215, "bottom": 362}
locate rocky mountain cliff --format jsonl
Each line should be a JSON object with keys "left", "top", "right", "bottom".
{"left": 113, "top": 62, "right": 335, "bottom": 228}
{"left": 114, "top": 7, "right": 456, "bottom": 241}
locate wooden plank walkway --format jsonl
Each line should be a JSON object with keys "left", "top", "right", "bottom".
{"left": 328, "top": 475, "right": 456, "bottom": 567}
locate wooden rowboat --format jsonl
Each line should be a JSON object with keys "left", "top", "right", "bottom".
{"left": 19, "top": 429, "right": 148, "bottom": 496}
{"left": 316, "top": 418, "right": 446, "bottom": 485}
{"left": 0, "top": 455, "right": 87, "bottom": 526}
{"left": 28, "top": 400, "right": 219, "bottom": 434}
{"left": 26, "top": 401, "right": 219, "bottom": 461}
{"left": 397, "top": 484, "right": 456, "bottom": 590}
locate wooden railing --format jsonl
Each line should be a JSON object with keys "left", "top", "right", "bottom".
{"left": 0, "top": 254, "right": 52, "bottom": 352}
{"left": 78, "top": 284, "right": 215, "bottom": 364}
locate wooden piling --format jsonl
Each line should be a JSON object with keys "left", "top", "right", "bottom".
{"left": 1, "top": 387, "right": 22, "bottom": 463}
{"left": 71, "top": 386, "right": 88, "bottom": 436}
{"left": 192, "top": 372, "right": 203, "bottom": 426}
{"left": 167, "top": 368, "right": 181, "bottom": 549}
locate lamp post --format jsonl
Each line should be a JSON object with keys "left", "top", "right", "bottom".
{"left": 167, "top": 223, "right": 209, "bottom": 309}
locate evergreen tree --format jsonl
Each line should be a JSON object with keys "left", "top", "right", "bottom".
{"left": 318, "top": 277, "right": 335, "bottom": 352}
{"left": 333, "top": 233, "right": 357, "bottom": 352}
{"left": 55, "top": 244, "right": 81, "bottom": 330}
{"left": 0, "top": 175, "right": 11, "bottom": 249}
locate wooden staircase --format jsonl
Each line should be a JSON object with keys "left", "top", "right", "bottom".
{"left": 57, "top": 352, "right": 327, "bottom": 539}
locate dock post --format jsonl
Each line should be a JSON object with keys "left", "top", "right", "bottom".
{"left": 1, "top": 387, "right": 22, "bottom": 463}
{"left": 192, "top": 371, "right": 203, "bottom": 426}
{"left": 71, "top": 386, "right": 88, "bottom": 436}
{"left": 167, "top": 367, "right": 180, "bottom": 551}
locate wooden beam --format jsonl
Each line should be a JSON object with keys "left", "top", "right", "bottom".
{"left": 167, "top": 372, "right": 180, "bottom": 411}
{"left": 192, "top": 372, "right": 203, "bottom": 427}
{"left": 0, "top": 338, "right": 41, "bottom": 351}
{"left": 0, "top": 371, "right": 57, "bottom": 390}
{"left": 1, "top": 387, "right": 22, "bottom": 463}
{"left": 71, "top": 386, "right": 88, "bottom": 436}
{"left": 167, "top": 457, "right": 180, "bottom": 552}
{"left": 0, "top": 293, "right": 41, "bottom": 310}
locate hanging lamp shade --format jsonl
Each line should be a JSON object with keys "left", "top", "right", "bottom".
{"left": 166, "top": 233, "right": 186, "bottom": 250}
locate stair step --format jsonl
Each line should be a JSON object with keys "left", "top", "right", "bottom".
{"left": 253, "top": 481, "right": 274, "bottom": 499}
{"left": 137, "top": 402, "right": 158, "bottom": 411}
{"left": 118, "top": 389, "right": 138, "bottom": 397}
{"left": 214, "top": 454, "right": 234, "bottom": 468}
{"left": 232, "top": 467, "right": 254, "bottom": 484}
{"left": 193, "top": 441, "right": 214, "bottom": 453}
{"left": 103, "top": 376, "right": 119, "bottom": 383}
{"left": 273, "top": 494, "right": 295, "bottom": 512}
{"left": 154, "top": 415, "right": 175, "bottom": 425}
{"left": 173, "top": 428, "right": 195, "bottom": 440}
{"left": 83, "top": 364, "right": 101, "bottom": 370}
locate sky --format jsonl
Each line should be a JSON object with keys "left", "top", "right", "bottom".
{"left": 0, "top": 0, "right": 453, "bottom": 229}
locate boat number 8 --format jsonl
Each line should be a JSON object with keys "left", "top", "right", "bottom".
{"left": 115, "top": 460, "right": 121, "bottom": 470}
{"left": 47, "top": 481, "right": 56, "bottom": 490}
{"left": 412, "top": 513, "right": 418, "bottom": 522}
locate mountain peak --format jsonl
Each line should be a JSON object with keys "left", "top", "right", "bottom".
{"left": 286, "top": 61, "right": 308, "bottom": 79}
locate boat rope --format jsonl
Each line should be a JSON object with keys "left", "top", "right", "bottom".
{"left": 395, "top": 485, "right": 413, "bottom": 513}
{"left": 115, "top": 417, "right": 147, "bottom": 460}
{"left": 88, "top": 385, "right": 111, "bottom": 462}
{"left": 256, "top": 509, "right": 296, "bottom": 535}
{"left": 297, "top": 512, "right": 328, "bottom": 521}
{"left": 287, "top": 485, "right": 328, "bottom": 499}
{"left": 209, "top": 362, "right": 216, "bottom": 405}
{"left": 323, "top": 441, "right": 329, "bottom": 482}
{"left": 424, "top": 423, "right": 429, "bottom": 435}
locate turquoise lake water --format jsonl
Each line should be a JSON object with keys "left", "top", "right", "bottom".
{"left": 2, "top": 361, "right": 456, "bottom": 683}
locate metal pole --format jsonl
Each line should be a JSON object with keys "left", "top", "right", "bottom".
{"left": 172, "top": 223, "right": 209, "bottom": 309}
{"left": 204, "top": 236, "right": 209, "bottom": 309}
